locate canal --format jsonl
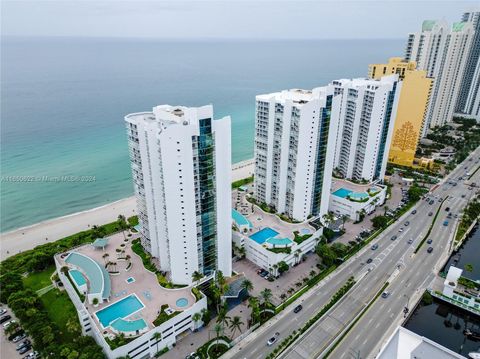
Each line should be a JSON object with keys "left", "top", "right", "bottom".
{"left": 404, "top": 225, "right": 480, "bottom": 356}
{"left": 443, "top": 224, "right": 480, "bottom": 280}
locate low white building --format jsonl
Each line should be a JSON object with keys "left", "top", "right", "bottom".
{"left": 233, "top": 228, "right": 320, "bottom": 273}
{"left": 377, "top": 326, "right": 466, "bottom": 359}
{"left": 442, "top": 266, "right": 480, "bottom": 312}
{"left": 328, "top": 179, "right": 387, "bottom": 221}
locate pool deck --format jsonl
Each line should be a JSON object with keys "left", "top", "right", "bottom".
{"left": 331, "top": 178, "right": 382, "bottom": 194}
{"left": 56, "top": 231, "right": 196, "bottom": 334}
{"left": 233, "top": 188, "right": 315, "bottom": 240}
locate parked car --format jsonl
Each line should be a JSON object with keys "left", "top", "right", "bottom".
{"left": 428, "top": 212, "right": 433, "bottom": 216}
{"left": 4, "top": 319, "right": 16, "bottom": 329}
{"left": 427, "top": 239, "right": 433, "bottom": 244}
{"left": 398, "top": 228, "right": 404, "bottom": 232}
{"left": 381, "top": 291, "right": 390, "bottom": 298}
{"left": 371, "top": 244, "right": 378, "bottom": 250}
{"left": 24, "top": 351, "right": 39, "bottom": 359}
{"left": 443, "top": 221, "right": 449, "bottom": 226}
{"left": 404, "top": 221, "right": 410, "bottom": 226}
{"left": 366, "top": 258, "right": 373, "bottom": 264}
{"left": 12, "top": 333, "right": 27, "bottom": 343}
{"left": 427, "top": 247, "right": 434, "bottom": 253}
{"left": 0, "top": 315, "right": 12, "bottom": 324}
{"left": 18, "top": 346, "right": 32, "bottom": 355}
{"left": 411, "top": 210, "right": 417, "bottom": 215}
{"left": 408, "top": 239, "right": 414, "bottom": 244}
{"left": 391, "top": 235, "right": 397, "bottom": 241}
{"left": 445, "top": 207, "right": 450, "bottom": 212}
{"left": 429, "top": 200, "right": 434, "bottom": 205}
{"left": 16, "top": 339, "right": 31, "bottom": 351}
{"left": 267, "top": 332, "right": 280, "bottom": 346}
{"left": 0, "top": 309, "right": 7, "bottom": 316}
{"left": 293, "top": 305, "right": 303, "bottom": 313}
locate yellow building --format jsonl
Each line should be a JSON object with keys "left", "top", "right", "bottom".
{"left": 368, "top": 57, "right": 433, "bottom": 167}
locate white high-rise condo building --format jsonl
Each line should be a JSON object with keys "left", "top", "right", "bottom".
{"left": 405, "top": 20, "right": 475, "bottom": 132}
{"left": 125, "top": 105, "right": 232, "bottom": 285}
{"left": 254, "top": 88, "right": 339, "bottom": 222}
{"left": 456, "top": 10, "right": 480, "bottom": 116}
{"left": 328, "top": 75, "right": 401, "bottom": 182}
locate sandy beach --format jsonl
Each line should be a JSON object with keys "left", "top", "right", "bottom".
{"left": 0, "top": 160, "right": 254, "bottom": 260}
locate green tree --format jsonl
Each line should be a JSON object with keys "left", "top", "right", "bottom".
{"left": 277, "top": 261, "right": 289, "bottom": 275}
{"left": 152, "top": 332, "right": 162, "bottom": 354}
{"left": 240, "top": 279, "right": 253, "bottom": 295}
{"left": 192, "top": 271, "right": 203, "bottom": 287}
{"left": 315, "top": 243, "right": 336, "bottom": 266}
{"left": 371, "top": 215, "right": 389, "bottom": 230}
{"left": 464, "top": 263, "right": 474, "bottom": 272}
{"left": 228, "top": 316, "right": 244, "bottom": 339}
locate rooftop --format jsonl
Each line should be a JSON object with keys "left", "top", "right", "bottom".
{"left": 377, "top": 326, "right": 467, "bottom": 359}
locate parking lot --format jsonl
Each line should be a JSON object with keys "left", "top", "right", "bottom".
{"left": 0, "top": 306, "right": 37, "bottom": 359}
{"left": 233, "top": 255, "right": 319, "bottom": 306}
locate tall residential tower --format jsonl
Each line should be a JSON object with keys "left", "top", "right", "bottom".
{"left": 329, "top": 75, "right": 401, "bottom": 181}
{"left": 254, "top": 88, "right": 339, "bottom": 222}
{"left": 368, "top": 58, "right": 433, "bottom": 167}
{"left": 405, "top": 20, "right": 475, "bottom": 131}
{"left": 125, "top": 105, "right": 232, "bottom": 285}
{"left": 456, "top": 10, "right": 480, "bottom": 115}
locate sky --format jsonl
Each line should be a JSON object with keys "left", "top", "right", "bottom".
{"left": 2, "top": 0, "right": 479, "bottom": 39}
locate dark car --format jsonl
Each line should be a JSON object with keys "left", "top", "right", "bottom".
{"left": 371, "top": 244, "right": 378, "bottom": 250}
{"left": 0, "top": 315, "right": 12, "bottom": 324}
{"left": 391, "top": 235, "right": 397, "bottom": 241}
{"left": 428, "top": 212, "right": 433, "bottom": 216}
{"left": 366, "top": 258, "right": 373, "bottom": 264}
{"left": 293, "top": 305, "right": 303, "bottom": 313}
{"left": 427, "top": 239, "right": 433, "bottom": 244}
{"left": 18, "top": 346, "right": 32, "bottom": 355}
{"left": 445, "top": 207, "right": 450, "bottom": 212}
{"left": 429, "top": 200, "right": 434, "bottom": 205}
{"left": 427, "top": 247, "right": 434, "bottom": 253}
{"left": 16, "top": 339, "right": 31, "bottom": 351}
{"left": 411, "top": 210, "right": 417, "bottom": 215}
{"left": 404, "top": 221, "right": 410, "bottom": 226}
{"left": 381, "top": 291, "right": 390, "bottom": 298}
{"left": 12, "top": 333, "right": 27, "bottom": 343}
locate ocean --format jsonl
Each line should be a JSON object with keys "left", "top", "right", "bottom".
{"left": 1, "top": 37, "right": 404, "bottom": 232}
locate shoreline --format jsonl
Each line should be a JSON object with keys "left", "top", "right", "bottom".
{"left": 0, "top": 160, "right": 254, "bottom": 260}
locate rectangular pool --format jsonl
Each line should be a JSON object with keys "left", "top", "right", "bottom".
{"left": 95, "top": 294, "right": 144, "bottom": 328}
{"left": 249, "top": 227, "right": 279, "bottom": 244}
{"left": 69, "top": 269, "right": 86, "bottom": 287}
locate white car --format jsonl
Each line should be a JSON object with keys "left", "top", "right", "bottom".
{"left": 267, "top": 332, "right": 280, "bottom": 346}
{"left": 24, "top": 351, "right": 40, "bottom": 359}
{"left": 3, "top": 320, "right": 16, "bottom": 329}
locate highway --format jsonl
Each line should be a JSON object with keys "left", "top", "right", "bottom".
{"left": 223, "top": 146, "right": 479, "bottom": 359}
{"left": 327, "top": 148, "right": 480, "bottom": 359}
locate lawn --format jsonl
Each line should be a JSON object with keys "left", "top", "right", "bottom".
{"left": 22, "top": 265, "right": 56, "bottom": 292}
{"left": 40, "top": 288, "right": 80, "bottom": 342}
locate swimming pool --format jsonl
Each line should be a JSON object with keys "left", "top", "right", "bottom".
{"left": 232, "top": 209, "right": 252, "bottom": 228}
{"left": 267, "top": 237, "right": 292, "bottom": 246}
{"left": 249, "top": 227, "right": 279, "bottom": 244}
{"left": 176, "top": 298, "right": 189, "bottom": 307}
{"left": 126, "top": 277, "right": 135, "bottom": 284}
{"left": 332, "top": 188, "right": 353, "bottom": 198}
{"left": 69, "top": 269, "right": 86, "bottom": 287}
{"left": 349, "top": 192, "right": 369, "bottom": 200}
{"left": 111, "top": 318, "right": 147, "bottom": 332}
{"left": 95, "top": 294, "right": 144, "bottom": 328}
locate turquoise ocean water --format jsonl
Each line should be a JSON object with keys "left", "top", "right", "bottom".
{"left": 1, "top": 37, "right": 403, "bottom": 232}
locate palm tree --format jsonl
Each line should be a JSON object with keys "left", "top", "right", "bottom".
{"left": 102, "top": 253, "right": 109, "bottom": 265}
{"left": 247, "top": 297, "right": 259, "bottom": 326}
{"left": 309, "top": 270, "right": 316, "bottom": 278}
{"left": 260, "top": 288, "right": 273, "bottom": 319}
{"left": 125, "top": 254, "right": 131, "bottom": 266}
{"left": 192, "top": 271, "right": 203, "bottom": 287}
{"left": 216, "top": 304, "right": 230, "bottom": 329}
{"left": 272, "top": 263, "right": 278, "bottom": 277}
{"left": 383, "top": 205, "right": 390, "bottom": 216}
{"left": 118, "top": 214, "right": 128, "bottom": 239}
{"left": 340, "top": 214, "right": 349, "bottom": 230}
{"left": 240, "top": 279, "right": 253, "bottom": 295}
{"left": 294, "top": 249, "right": 301, "bottom": 265}
{"left": 238, "top": 246, "right": 246, "bottom": 258}
{"left": 213, "top": 323, "right": 223, "bottom": 346}
{"left": 192, "top": 312, "right": 202, "bottom": 330}
{"left": 280, "top": 293, "right": 287, "bottom": 309}
{"left": 465, "top": 263, "right": 474, "bottom": 272}
{"left": 228, "top": 316, "right": 244, "bottom": 339}
{"left": 152, "top": 332, "right": 161, "bottom": 354}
